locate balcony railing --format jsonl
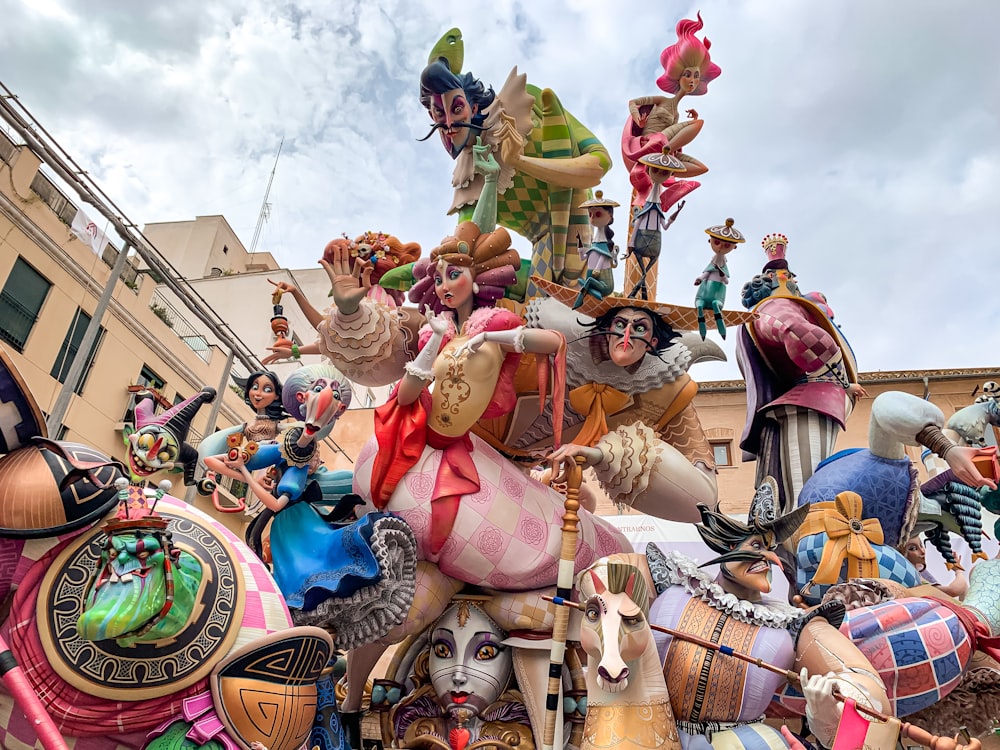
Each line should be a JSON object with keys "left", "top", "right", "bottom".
{"left": 149, "top": 289, "right": 211, "bottom": 363}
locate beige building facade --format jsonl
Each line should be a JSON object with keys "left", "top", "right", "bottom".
{"left": 0, "top": 129, "right": 257, "bottom": 530}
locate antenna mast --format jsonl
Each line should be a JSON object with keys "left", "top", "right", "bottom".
{"left": 249, "top": 137, "right": 283, "bottom": 257}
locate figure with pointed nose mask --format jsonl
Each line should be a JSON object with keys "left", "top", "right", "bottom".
{"left": 641, "top": 479, "right": 890, "bottom": 750}
{"left": 532, "top": 278, "right": 755, "bottom": 522}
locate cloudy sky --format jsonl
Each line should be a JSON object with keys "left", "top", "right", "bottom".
{"left": 2, "top": 0, "right": 999, "bottom": 382}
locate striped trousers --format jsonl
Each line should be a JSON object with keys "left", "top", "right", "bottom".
{"left": 755, "top": 404, "right": 840, "bottom": 514}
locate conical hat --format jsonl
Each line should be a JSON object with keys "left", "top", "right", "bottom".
{"left": 531, "top": 276, "right": 756, "bottom": 331}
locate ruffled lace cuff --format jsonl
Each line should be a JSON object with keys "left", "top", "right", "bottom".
{"left": 592, "top": 422, "right": 662, "bottom": 505}
{"left": 315, "top": 298, "right": 408, "bottom": 386}
{"left": 403, "top": 360, "right": 434, "bottom": 382}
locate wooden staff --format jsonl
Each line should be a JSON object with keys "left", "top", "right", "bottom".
{"left": 542, "top": 456, "right": 584, "bottom": 750}
{"left": 543, "top": 596, "right": 981, "bottom": 750}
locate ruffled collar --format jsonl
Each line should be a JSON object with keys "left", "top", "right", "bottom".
{"left": 646, "top": 545, "right": 802, "bottom": 629}
{"left": 525, "top": 297, "right": 690, "bottom": 394}
{"left": 450, "top": 67, "right": 535, "bottom": 212}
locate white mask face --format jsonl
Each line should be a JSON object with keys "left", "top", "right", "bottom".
{"left": 429, "top": 602, "right": 512, "bottom": 716}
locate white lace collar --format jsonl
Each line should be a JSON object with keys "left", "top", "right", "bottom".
{"left": 648, "top": 547, "right": 802, "bottom": 629}
{"left": 525, "top": 297, "right": 691, "bottom": 394}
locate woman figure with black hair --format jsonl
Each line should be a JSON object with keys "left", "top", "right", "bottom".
{"left": 197, "top": 369, "right": 286, "bottom": 494}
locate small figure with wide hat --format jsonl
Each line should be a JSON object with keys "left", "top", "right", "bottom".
{"left": 694, "top": 217, "right": 745, "bottom": 340}
{"left": 627, "top": 147, "right": 686, "bottom": 300}
{"left": 574, "top": 190, "right": 620, "bottom": 308}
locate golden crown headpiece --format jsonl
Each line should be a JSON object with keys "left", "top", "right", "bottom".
{"left": 103, "top": 479, "right": 171, "bottom": 534}
{"left": 761, "top": 233, "right": 788, "bottom": 260}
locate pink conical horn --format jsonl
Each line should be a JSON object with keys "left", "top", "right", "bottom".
{"left": 0, "top": 634, "right": 68, "bottom": 749}
{"left": 589, "top": 569, "right": 607, "bottom": 594}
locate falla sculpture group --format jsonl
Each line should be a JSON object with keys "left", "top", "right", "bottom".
{"left": 3, "top": 13, "right": 1000, "bottom": 750}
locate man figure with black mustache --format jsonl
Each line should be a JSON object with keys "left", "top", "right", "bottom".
{"left": 418, "top": 28, "right": 611, "bottom": 288}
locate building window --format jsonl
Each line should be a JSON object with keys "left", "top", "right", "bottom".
{"left": 711, "top": 441, "right": 732, "bottom": 467}
{"left": 50, "top": 308, "right": 105, "bottom": 393}
{"left": 0, "top": 258, "right": 52, "bottom": 351}
{"left": 222, "top": 245, "right": 229, "bottom": 255}
{"left": 122, "top": 365, "right": 167, "bottom": 425}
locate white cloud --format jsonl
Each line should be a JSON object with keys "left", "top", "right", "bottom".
{"left": 1, "top": 0, "right": 998, "bottom": 381}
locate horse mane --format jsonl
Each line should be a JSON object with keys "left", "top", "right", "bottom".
{"left": 577, "top": 557, "right": 652, "bottom": 616}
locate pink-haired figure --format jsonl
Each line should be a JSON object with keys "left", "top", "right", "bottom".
{"left": 621, "top": 13, "right": 721, "bottom": 205}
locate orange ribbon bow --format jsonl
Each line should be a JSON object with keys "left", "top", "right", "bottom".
{"left": 568, "top": 383, "right": 631, "bottom": 448}
{"left": 803, "top": 491, "right": 885, "bottom": 586}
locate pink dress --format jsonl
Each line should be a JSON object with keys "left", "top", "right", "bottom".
{"left": 354, "top": 307, "right": 628, "bottom": 590}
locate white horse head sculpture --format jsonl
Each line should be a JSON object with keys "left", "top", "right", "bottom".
{"left": 574, "top": 555, "right": 679, "bottom": 750}
{"left": 576, "top": 555, "right": 654, "bottom": 695}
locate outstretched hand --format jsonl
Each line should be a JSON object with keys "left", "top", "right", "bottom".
{"left": 267, "top": 279, "right": 300, "bottom": 311}
{"left": 452, "top": 332, "right": 487, "bottom": 359}
{"left": 946, "top": 445, "right": 998, "bottom": 490}
{"left": 495, "top": 111, "right": 525, "bottom": 167}
{"left": 425, "top": 310, "right": 451, "bottom": 337}
{"left": 472, "top": 137, "right": 500, "bottom": 177}
{"left": 262, "top": 346, "right": 292, "bottom": 365}
{"left": 321, "top": 241, "right": 373, "bottom": 315}
{"left": 686, "top": 108, "right": 699, "bottom": 119}
{"left": 847, "top": 383, "right": 868, "bottom": 399}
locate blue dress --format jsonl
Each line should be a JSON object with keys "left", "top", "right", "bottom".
{"left": 266, "top": 468, "right": 385, "bottom": 611}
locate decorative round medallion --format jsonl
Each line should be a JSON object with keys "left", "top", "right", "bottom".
{"left": 36, "top": 505, "right": 246, "bottom": 699}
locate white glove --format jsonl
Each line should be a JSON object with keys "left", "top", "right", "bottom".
{"left": 801, "top": 668, "right": 845, "bottom": 748}
{"left": 404, "top": 312, "right": 449, "bottom": 381}
{"left": 452, "top": 326, "right": 525, "bottom": 358}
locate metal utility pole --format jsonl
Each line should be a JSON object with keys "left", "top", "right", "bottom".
{"left": 46, "top": 242, "right": 132, "bottom": 435}
{"left": 0, "top": 81, "right": 264, "bottom": 377}
{"left": 248, "top": 138, "right": 283, "bottom": 258}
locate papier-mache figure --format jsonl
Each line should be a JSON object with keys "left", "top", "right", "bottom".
{"left": 736, "top": 233, "right": 868, "bottom": 512}
{"left": 352, "top": 219, "right": 628, "bottom": 586}
{"left": 570, "top": 479, "right": 892, "bottom": 750}
{"left": 261, "top": 230, "right": 425, "bottom": 383}
{"left": 574, "top": 190, "right": 619, "bottom": 308}
{"left": 621, "top": 12, "right": 720, "bottom": 206}
{"left": 418, "top": 27, "right": 612, "bottom": 288}
{"left": 694, "top": 217, "right": 745, "bottom": 340}
{"left": 125, "top": 385, "right": 216, "bottom": 486}
{"left": 383, "top": 596, "right": 533, "bottom": 749}
{"left": 528, "top": 278, "right": 755, "bottom": 520}
{"left": 627, "top": 147, "right": 686, "bottom": 300}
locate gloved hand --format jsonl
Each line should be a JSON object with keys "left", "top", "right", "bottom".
{"left": 801, "top": 668, "right": 846, "bottom": 748}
